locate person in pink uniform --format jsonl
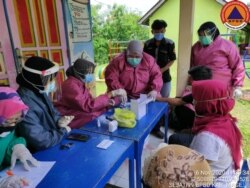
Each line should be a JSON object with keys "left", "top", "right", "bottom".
{"left": 190, "top": 80, "right": 243, "bottom": 187}
{"left": 105, "top": 40, "right": 164, "bottom": 138}
{"left": 191, "top": 21, "right": 245, "bottom": 99}
{"left": 105, "top": 40, "right": 163, "bottom": 100}
{"left": 55, "top": 59, "right": 123, "bottom": 129}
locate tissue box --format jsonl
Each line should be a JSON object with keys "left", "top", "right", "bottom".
{"left": 130, "top": 94, "right": 148, "bottom": 120}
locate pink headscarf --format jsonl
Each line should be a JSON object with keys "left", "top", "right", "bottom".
{"left": 0, "top": 87, "right": 28, "bottom": 125}
{"left": 191, "top": 80, "right": 242, "bottom": 170}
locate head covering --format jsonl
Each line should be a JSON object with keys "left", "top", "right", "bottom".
{"left": 0, "top": 87, "right": 28, "bottom": 130}
{"left": 143, "top": 144, "right": 213, "bottom": 188}
{"left": 188, "top": 65, "right": 212, "bottom": 81}
{"left": 127, "top": 40, "right": 143, "bottom": 56}
{"left": 192, "top": 80, "right": 242, "bottom": 170}
{"left": 197, "top": 21, "right": 220, "bottom": 40}
{"left": 16, "top": 56, "right": 59, "bottom": 92}
{"left": 66, "top": 58, "right": 96, "bottom": 79}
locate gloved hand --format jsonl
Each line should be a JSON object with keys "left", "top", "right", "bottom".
{"left": 11, "top": 144, "right": 39, "bottom": 171}
{"left": 233, "top": 87, "right": 242, "bottom": 99}
{"left": 0, "top": 175, "right": 28, "bottom": 188}
{"left": 58, "top": 116, "right": 74, "bottom": 128}
{"left": 111, "top": 89, "right": 127, "bottom": 103}
{"left": 147, "top": 90, "right": 158, "bottom": 101}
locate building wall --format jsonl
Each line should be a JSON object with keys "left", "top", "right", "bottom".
{"left": 146, "top": 0, "right": 228, "bottom": 96}
{"left": 147, "top": 0, "right": 227, "bottom": 50}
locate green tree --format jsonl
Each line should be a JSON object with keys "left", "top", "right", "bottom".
{"left": 91, "top": 4, "right": 149, "bottom": 65}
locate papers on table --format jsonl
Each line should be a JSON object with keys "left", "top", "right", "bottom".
{"left": 97, "top": 139, "right": 114, "bottom": 149}
{"left": 0, "top": 161, "right": 55, "bottom": 188}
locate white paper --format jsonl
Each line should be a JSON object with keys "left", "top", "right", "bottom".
{"left": 0, "top": 161, "right": 55, "bottom": 188}
{"left": 97, "top": 139, "right": 114, "bottom": 149}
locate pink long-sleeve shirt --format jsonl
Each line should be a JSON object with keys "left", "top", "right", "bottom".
{"left": 55, "top": 76, "right": 117, "bottom": 128}
{"left": 191, "top": 36, "right": 245, "bottom": 88}
{"left": 105, "top": 52, "right": 163, "bottom": 99}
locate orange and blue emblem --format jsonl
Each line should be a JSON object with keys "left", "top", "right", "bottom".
{"left": 220, "top": 0, "right": 250, "bottom": 30}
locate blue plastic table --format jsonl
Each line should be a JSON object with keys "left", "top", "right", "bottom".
{"left": 34, "top": 130, "right": 135, "bottom": 188}
{"left": 80, "top": 101, "right": 168, "bottom": 188}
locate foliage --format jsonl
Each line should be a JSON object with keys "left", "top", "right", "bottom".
{"left": 91, "top": 4, "right": 149, "bottom": 65}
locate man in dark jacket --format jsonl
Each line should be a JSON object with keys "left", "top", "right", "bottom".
{"left": 16, "top": 56, "right": 73, "bottom": 152}
{"left": 144, "top": 19, "right": 176, "bottom": 138}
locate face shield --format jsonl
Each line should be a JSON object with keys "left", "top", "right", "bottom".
{"left": 22, "top": 61, "right": 60, "bottom": 96}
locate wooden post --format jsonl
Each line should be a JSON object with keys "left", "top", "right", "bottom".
{"left": 176, "top": 0, "right": 195, "bottom": 96}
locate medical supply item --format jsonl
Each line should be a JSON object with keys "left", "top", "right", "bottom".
{"left": 131, "top": 94, "right": 153, "bottom": 120}
{"left": 113, "top": 108, "right": 136, "bottom": 128}
{"left": 108, "top": 120, "right": 118, "bottom": 132}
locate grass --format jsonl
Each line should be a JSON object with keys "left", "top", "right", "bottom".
{"left": 95, "top": 63, "right": 250, "bottom": 158}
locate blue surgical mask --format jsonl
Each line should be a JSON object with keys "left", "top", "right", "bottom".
{"left": 84, "top": 73, "right": 94, "bottom": 83}
{"left": 199, "top": 35, "right": 213, "bottom": 46}
{"left": 39, "top": 81, "right": 56, "bottom": 95}
{"left": 46, "top": 81, "right": 56, "bottom": 94}
{"left": 154, "top": 33, "right": 164, "bottom": 41}
{"left": 127, "top": 58, "right": 142, "bottom": 67}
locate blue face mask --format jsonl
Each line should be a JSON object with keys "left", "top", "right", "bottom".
{"left": 199, "top": 35, "right": 213, "bottom": 46}
{"left": 127, "top": 58, "right": 142, "bottom": 67}
{"left": 154, "top": 33, "right": 164, "bottom": 41}
{"left": 84, "top": 73, "right": 94, "bottom": 83}
{"left": 40, "top": 80, "right": 56, "bottom": 95}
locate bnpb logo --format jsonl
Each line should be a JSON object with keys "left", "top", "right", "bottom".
{"left": 221, "top": 0, "right": 250, "bottom": 30}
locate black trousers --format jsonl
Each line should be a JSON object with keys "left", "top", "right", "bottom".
{"left": 168, "top": 133, "right": 195, "bottom": 147}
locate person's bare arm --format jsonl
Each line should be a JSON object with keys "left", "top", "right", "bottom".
{"left": 156, "top": 96, "right": 185, "bottom": 106}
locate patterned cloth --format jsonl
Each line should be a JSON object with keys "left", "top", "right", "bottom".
{"left": 143, "top": 144, "right": 213, "bottom": 188}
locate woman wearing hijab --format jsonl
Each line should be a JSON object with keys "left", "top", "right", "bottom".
{"left": 105, "top": 40, "right": 163, "bottom": 100}
{"left": 189, "top": 79, "right": 243, "bottom": 188}
{"left": 105, "top": 40, "right": 164, "bottom": 138}
{"left": 191, "top": 21, "right": 245, "bottom": 99}
{"left": 0, "top": 88, "right": 39, "bottom": 188}
{"left": 16, "top": 56, "right": 73, "bottom": 152}
{"left": 54, "top": 58, "right": 123, "bottom": 129}
{"left": 0, "top": 87, "right": 38, "bottom": 171}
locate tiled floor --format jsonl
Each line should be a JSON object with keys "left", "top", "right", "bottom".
{"left": 108, "top": 127, "right": 175, "bottom": 188}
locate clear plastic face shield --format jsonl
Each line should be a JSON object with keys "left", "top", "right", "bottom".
{"left": 22, "top": 61, "right": 60, "bottom": 96}
{"left": 198, "top": 27, "right": 217, "bottom": 46}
